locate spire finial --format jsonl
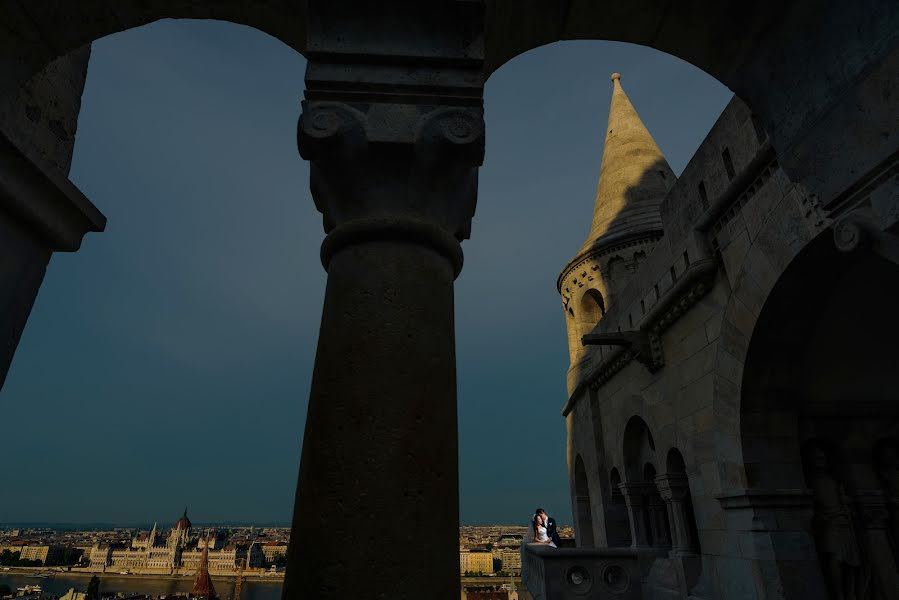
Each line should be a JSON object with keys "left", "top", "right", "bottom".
{"left": 573, "top": 70, "right": 675, "bottom": 256}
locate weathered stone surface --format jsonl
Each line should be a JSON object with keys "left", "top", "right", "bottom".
{"left": 559, "top": 41, "right": 898, "bottom": 599}
{"left": 0, "top": 2, "right": 896, "bottom": 599}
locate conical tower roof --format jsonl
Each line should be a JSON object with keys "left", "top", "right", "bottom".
{"left": 190, "top": 535, "right": 217, "bottom": 599}
{"left": 578, "top": 72, "right": 675, "bottom": 255}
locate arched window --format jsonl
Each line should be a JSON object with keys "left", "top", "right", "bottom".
{"left": 606, "top": 467, "right": 631, "bottom": 546}
{"left": 665, "top": 448, "right": 701, "bottom": 554}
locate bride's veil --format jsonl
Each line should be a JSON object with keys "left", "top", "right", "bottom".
{"left": 523, "top": 514, "right": 536, "bottom": 543}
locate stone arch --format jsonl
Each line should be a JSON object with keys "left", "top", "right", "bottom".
{"left": 740, "top": 231, "right": 899, "bottom": 490}
{"left": 737, "top": 227, "right": 899, "bottom": 599}
{"left": 642, "top": 462, "right": 670, "bottom": 549}
{"left": 0, "top": 2, "right": 306, "bottom": 106}
{"left": 619, "top": 415, "right": 670, "bottom": 549}
{"left": 573, "top": 454, "right": 595, "bottom": 548}
{"left": 622, "top": 415, "right": 655, "bottom": 483}
{"left": 605, "top": 255, "right": 625, "bottom": 282}
{"left": 483, "top": 2, "right": 898, "bottom": 213}
{"left": 664, "top": 448, "right": 701, "bottom": 554}
{"left": 575, "top": 287, "right": 605, "bottom": 344}
{"left": 632, "top": 250, "right": 647, "bottom": 268}
{"left": 605, "top": 467, "right": 631, "bottom": 547}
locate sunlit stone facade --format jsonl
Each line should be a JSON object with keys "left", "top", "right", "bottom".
{"left": 551, "top": 72, "right": 899, "bottom": 599}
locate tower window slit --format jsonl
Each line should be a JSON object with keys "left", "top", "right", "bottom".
{"left": 750, "top": 113, "right": 767, "bottom": 143}
{"left": 722, "top": 147, "right": 736, "bottom": 179}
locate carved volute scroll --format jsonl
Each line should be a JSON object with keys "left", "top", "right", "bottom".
{"left": 295, "top": 1, "right": 486, "bottom": 280}
{"left": 298, "top": 100, "right": 484, "bottom": 278}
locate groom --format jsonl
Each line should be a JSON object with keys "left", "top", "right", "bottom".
{"left": 536, "top": 507, "right": 562, "bottom": 547}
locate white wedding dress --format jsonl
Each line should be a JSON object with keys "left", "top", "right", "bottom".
{"left": 535, "top": 524, "right": 557, "bottom": 548}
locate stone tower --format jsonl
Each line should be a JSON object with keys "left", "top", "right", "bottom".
{"left": 557, "top": 73, "right": 676, "bottom": 362}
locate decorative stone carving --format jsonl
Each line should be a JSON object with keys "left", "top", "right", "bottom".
{"left": 850, "top": 489, "right": 899, "bottom": 600}
{"left": 297, "top": 100, "right": 485, "bottom": 277}
{"left": 564, "top": 257, "right": 719, "bottom": 404}
{"left": 806, "top": 446, "right": 867, "bottom": 600}
{"left": 618, "top": 482, "right": 657, "bottom": 548}
{"left": 0, "top": 128, "right": 105, "bottom": 251}
{"left": 286, "top": 16, "right": 487, "bottom": 595}
{"left": 656, "top": 473, "right": 697, "bottom": 555}
{"left": 646, "top": 493, "right": 671, "bottom": 548}
{"left": 832, "top": 204, "right": 899, "bottom": 266}
{"left": 875, "top": 443, "right": 899, "bottom": 560}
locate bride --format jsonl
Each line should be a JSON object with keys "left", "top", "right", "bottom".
{"left": 531, "top": 513, "right": 557, "bottom": 548}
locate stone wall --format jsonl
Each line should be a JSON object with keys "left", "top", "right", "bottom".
{"left": 0, "top": 45, "right": 91, "bottom": 178}
{"left": 561, "top": 95, "right": 841, "bottom": 599}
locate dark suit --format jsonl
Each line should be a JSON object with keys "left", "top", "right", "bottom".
{"left": 545, "top": 516, "right": 562, "bottom": 547}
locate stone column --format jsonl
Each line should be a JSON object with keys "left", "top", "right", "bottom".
{"left": 656, "top": 473, "right": 695, "bottom": 554}
{"left": 647, "top": 493, "right": 671, "bottom": 548}
{"left": 0, "top": 129, "right": 105, "bottom": 391}
{"left": 618, "top": 482, "right": 654, "bottom": 548}
{"left": 852, "top": 490, "right": 899, "bottom": 597}
{"left": 282, "top": 15, "right": 485, "bottom": 594}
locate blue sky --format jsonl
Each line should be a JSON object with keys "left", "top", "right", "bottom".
{"left": 0, "top": 20, "right": 731, "bottom": 526}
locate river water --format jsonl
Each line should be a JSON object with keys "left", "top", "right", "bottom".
{"left": 0, "top": 574, "right": 282, "bottom": 600}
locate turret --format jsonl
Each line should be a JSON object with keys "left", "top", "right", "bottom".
{"left": 558, "top": 73, "right": 676, "bottom": 363}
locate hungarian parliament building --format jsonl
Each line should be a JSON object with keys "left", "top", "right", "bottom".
{"left": 89, "top": 510, "right": 268, "bottom": 573}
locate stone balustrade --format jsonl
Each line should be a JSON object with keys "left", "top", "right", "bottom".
{"left": 520, "top": 543, "right": 641, "bottom": 600}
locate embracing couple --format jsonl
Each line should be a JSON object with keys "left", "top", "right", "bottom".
{"left": 531, "top": 507, "right": 561, "bottom": 548}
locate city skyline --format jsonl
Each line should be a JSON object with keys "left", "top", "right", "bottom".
{"left": 0, "top": 21, "right": 732, "bottom": 524}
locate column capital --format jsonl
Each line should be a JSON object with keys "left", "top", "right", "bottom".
{"left": 297, "top": 2, "right": 486, "bottom": 279}
{"left": 852, "top": 489, "right": 891, "bottom": 529}
{"left": 297, "top": 96, "right": 484, "bottom": 278}
{"left": 617, "top": 481, "right": 657, "bottom": 503}
{"left": 654, "top": 473, "right": 690, "bottom": 502}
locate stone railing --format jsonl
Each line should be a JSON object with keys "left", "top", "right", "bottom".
{"left": 521, "top": 543, "right": 641, "bottom": 599}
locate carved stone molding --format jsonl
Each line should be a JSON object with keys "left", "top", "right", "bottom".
{"left": 654, "top": 473, "right": 690, "bottom": 502}
{"left": 297, "top": 99, "right": 485, "bottom": 277}
{"left": 832, "top": 204, "right": 899, "bottom": 265}
{"left": 0, "top": 128, "right": 105, "bottom": 250}
{"left": 716, "top": 488, "right": 814, "bottom": 511}
{"left": 564, "top": 258, "right": 718, "bottom": 409}
{"left": 582, "top": 329, "right": 664, "bottom": 373}
{"left": 557, "top": 231, "right": 664, "bottom": 293}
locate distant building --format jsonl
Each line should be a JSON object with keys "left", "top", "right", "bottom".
{"left": 462, "top": 587, "right": 507, "bottom": 600}
{"left": 260, "top": 542, "right": 288, "bottom": 565}
{"left": 494, "top": 548, "right": 520, "bottom": 575}
{"left": 89, "top": 509, "right": 260, "bottom": 573}
{"left": 18, "top": 545, "right": 63, "bottom": 565}
{"left": 459, "top": 549, "right": 494, "bottom": 575}
{"left": 495, "top": 534, "right": 522, "bottom": 547}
